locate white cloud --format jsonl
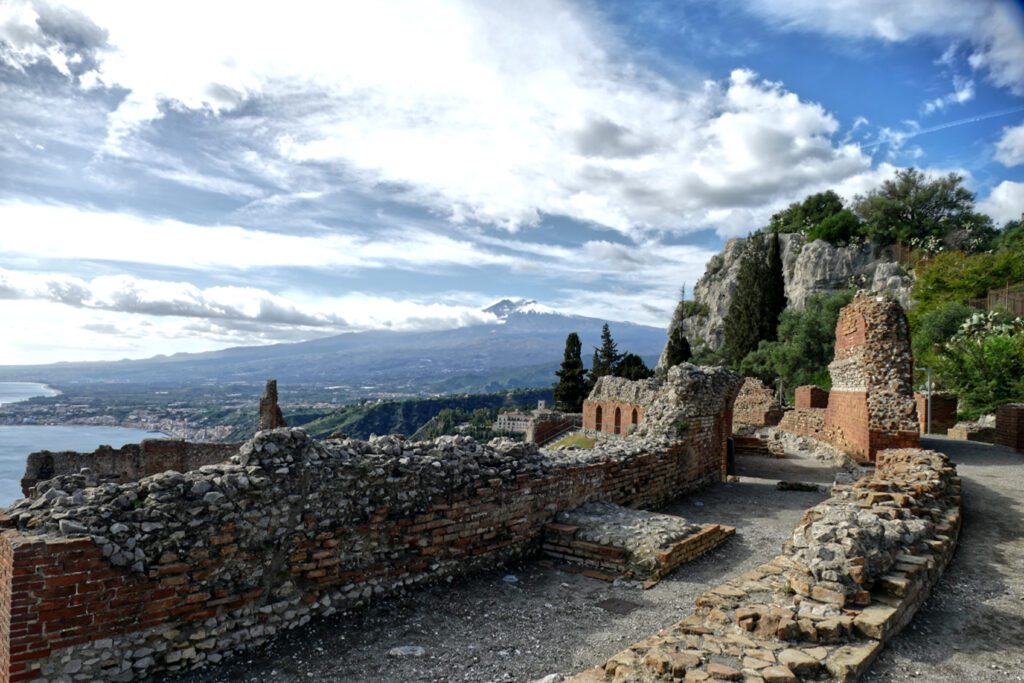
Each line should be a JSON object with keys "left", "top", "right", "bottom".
{"left": 0, "top": 1, "right": 877, "bottom": 237}
{"left": 979, "top": 180, "right": 1024, "bottom": 224}
{"left": 0, "top": 202, "right": 516, "bottom": 272}
{"left": 922, "top": 76, "right": 975, "bottom": 115}
{"left": 743, "top": 0, "right": 1024, "bottom": 96}
{"left": 995, "top": 122, "right": 1024, "bottom": 166}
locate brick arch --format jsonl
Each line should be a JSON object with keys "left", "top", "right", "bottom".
{"left": 631, "top": 408, "right": 639, "bottom": 425}
{"left": 614, "top": 407, "right": 622, "bottom": 435}
{"left": 595, "top": 405, "right": 603, "bottom": 432}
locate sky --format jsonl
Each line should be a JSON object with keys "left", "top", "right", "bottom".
{"left": 1, "top": 0, "right": 1023, "bottom": 365}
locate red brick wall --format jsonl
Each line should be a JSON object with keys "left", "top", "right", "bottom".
{"left": 795, "top": 386, "right": 829, "bottom": 409}
{"left": 824, "top": 391, "right": 872, "bottom": 459}
{"left": 995, "top": 404, "right": 1024, "bottom": 452}
{"left": 582, "top": 400, "right": 645, "bottom": 435}
{"left": 0, "top": 421, "right": 731, "bottom": 681}
{"left": 914, "top": 393, "right": 958, "bottom": 435}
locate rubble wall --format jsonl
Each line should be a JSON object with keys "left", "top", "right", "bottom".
{"left": 0, "top": 404, "right": 736, "bottom": 681}
{"left": 569, "top": 447, "right": 962, "bottom": 682}
{"left": 732, "top": 378, "right": 783, "bottom": 430}
{"left": 582, "top": 375, "right": 656, "bottom": 435}
{"left": 777, "top": 408, "right": 827, "bottom": 440}
{"left": 20, "top": 440, "right": 242, "bottom": 497}
{"left": 824, "top": 293, "right": 919, "bottom": 463}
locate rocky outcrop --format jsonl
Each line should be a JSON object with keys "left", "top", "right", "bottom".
{"left": 663, "top": 234, "right": 913, "bottom": 356}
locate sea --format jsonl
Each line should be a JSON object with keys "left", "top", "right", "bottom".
{"left": 0, "top": 382, "right": 164, "bottom": 507}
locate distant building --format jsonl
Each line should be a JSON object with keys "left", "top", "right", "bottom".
{"left": 493, "top": 411, "right": 534, "bottom": 434}
{"left": 493, "top": 400, "right": 579, "bottom": 444}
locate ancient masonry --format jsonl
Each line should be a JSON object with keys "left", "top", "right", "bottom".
{"left": 568, "top": 448, "right": 962, "bottom": 682}
{"left": 795, "top": 386, "right": 828, "bottom": 410}
{"left": 20, "top": 440, "right": 242, "bottom": 497}
{"left": 257, "top": 379, "right": 286, "bottom": 431}
{"left": 913, "top": 393, "right": 958, "bottom": 436}
{"left": 995, "top": 404, "right": 1024, "bottom": 453}
{"left": 823, "top": 293, "right": 919, "bottom": 463}
{"left": 0, "top": 364, "right": 742, "bottom": 682}
{"left": 582, "top": 375, "right": 656, "bottom": 435}
{"left": 732, "top": 378, "right": 784, "bottom": 431}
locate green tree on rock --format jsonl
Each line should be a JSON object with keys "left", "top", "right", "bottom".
{"left": 769, "top": 190, "right": 845, "bottom": 235}
{"left": 663, "top": 285, "right": 695, "bottom": 368}
{"left": 854, "top": 167, "right": 990, "bottom": 248}
{"left": 553, "top": 332, "right": 588, "bottom": 412}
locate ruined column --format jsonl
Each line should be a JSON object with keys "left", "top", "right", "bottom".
{"left": 824, "top": 292, "right": 919, "bottom": 462}
{"left": 258, "top": 379, "right": 287, "bottom": 431}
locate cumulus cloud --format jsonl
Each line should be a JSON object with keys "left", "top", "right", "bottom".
{"left": 995, "top": 122, "right": 1024, "bottom": 166}
{"left": 979, "top": 180, "right": 1024, "bottom": 224}
{"left": 0, "top": 1, "right": 878, "bottom": 237}
{"left": 742, "top": 0, "right": 1024, "bottom": 95}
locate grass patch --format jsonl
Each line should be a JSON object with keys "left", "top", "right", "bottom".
{"left": 551, "top": 433, "right": 595, "bottom": 450}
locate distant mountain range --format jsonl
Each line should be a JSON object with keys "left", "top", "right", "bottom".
{"left": 0, "top": 300, "right": 667, "bottom": 398}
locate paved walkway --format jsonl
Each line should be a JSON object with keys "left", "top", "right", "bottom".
{"left": 863, "top": 436, "right": 1024, "bottom": 682}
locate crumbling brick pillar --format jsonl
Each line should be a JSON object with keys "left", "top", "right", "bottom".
{"left": 995, "top": 404, "right": 1024, "bottom": 452}
{"left": 824, "top": 293, "right": 919, "bottom": 463}
{"left": 258, "top": 379, "right": 287, "bottom": 431}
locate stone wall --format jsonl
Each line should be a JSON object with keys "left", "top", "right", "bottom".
{"left": 823, "top": 293, "right": 919, "bottom": 463}
{"left": 777, "top": 408, "right": 827, "bottom": 441}
{"left": 20, "top": 440, "right": 242, "bottom": 497}
{"left": 795, "top": 386, "right": 829, "bottom": 410}
{"left": 0, "top": 388, "right": 738, "bottom": 683}
{"left": 582, "top": 375, "right": 656, "bottom": 435}
{"left": 568, "top": 447, "right": 961, "bottom": 682}
{"left": 914, "top": 393, "right": 958, "bottom": 435}
{"left": 995, "top": 404, "right": 1024, "bottom": 452}
{"left": 733, "top": 378, "right": 783, "bottom": 430}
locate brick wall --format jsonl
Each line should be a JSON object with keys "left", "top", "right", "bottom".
{"left": 823, "top": 293, "right": 919, "bottom": 463}
{"left": 732, "top": 378, "right": 783, "bottom": 429}
{"left": 995, "top": 404, "right": 1024, "bottom": 452}
{"left": 0, "top": 419, "right": 732, "bottom": 681}
{"left": 794, "top": 385, "right": 828, "bottom": 409}
{"left": 776, "top": 407, "right": 827, "bottom": 440}
{"left": 582, "top": 400, "right": 645, "bottom": 435}
{"left": 20, "top": 440, "right": 242, "bottom": 496}
{"left": 526, "top": 413, "right": 580, "bottom": 445}
{"left": 914, "top": 393, "right": 958, "bottom": 435}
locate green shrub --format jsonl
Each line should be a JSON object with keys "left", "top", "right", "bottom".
{"left": 806, "top": 210, "right": 864, "bottom": 246}
{"left": 935, "top": 312, "right": 1024, "bottom": 419}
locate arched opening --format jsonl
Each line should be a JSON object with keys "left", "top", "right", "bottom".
{"left": 631, "top": 408, "right": 639, "bottom": 425}
{"left": 614, "top": 407, "right": 622, "bottom": 435}
{"left": 595, "top": 405, "right": 603, "bottom": 432}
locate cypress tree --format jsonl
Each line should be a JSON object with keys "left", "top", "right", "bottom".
{"left": 764, "top": 230, "right": 788, "bottom": 341}
{"left": 722, "top": 232, "right": 771, "bottom": 366}
{"left": 553, "top": 332, "right": 588, "bottom": 411}
{"left": 665, "top": 326, "right": 692, "bottom": 366}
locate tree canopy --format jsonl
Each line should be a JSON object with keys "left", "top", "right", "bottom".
{"left": 769, "top": 190, "right": 845, "bottom": 235}
{"left": 722, "top": 233, "right": 786, "bottom": 366}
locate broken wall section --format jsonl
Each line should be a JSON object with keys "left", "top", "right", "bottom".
{"left": 824, "top": 293, "right": 919, "bottom": 463}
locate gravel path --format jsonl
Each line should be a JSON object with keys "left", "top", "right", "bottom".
{"left": 171, "top": 474, "right": 828, "bottom": 683}
{"left": 863, "top": 436, "right": 1024, "bottom": 683}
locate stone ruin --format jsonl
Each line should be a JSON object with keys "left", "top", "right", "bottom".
{"left": 823, "top": 292, "right": 919, "bottom": 462}
{"left": 732, "top": 377, "right": 784, "bottom": 432}
{"left": 258, "top": 379, "right": 286, "bottom": 430}
{"left": 0, "top": 364, "right": 744, "bottom": 682}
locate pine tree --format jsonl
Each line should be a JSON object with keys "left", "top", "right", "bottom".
{"left": 553, "top": 332, "right": 588, "bottom": 412}
{"left": 663, "top": 284, "right": 694, "bottom": 368}
{"left": 722, "top": 232, "right": 771, "bottom": 366}
{"left": 592, "top": 323, "right": 622, "bottom": 380}
{"left": 764, "top": 230, "right": 788, "bottom": 342}
{"left": 618, "top": 353, "right": 654, "bottom": 380}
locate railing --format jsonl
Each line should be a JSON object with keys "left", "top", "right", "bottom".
{"left": 536, "top": 415, "right": 583, "bottom": 447}
{"left": 969, "top": 283, "right": 1024, "bottom": 318}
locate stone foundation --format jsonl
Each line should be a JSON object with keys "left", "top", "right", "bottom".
{"left": 20, "top": 440, "right": 242, "bottom": 497}
{"left": 542, "top": 503, "right": 734, "bottom": 583}
{"left": 567, "top": 448, "right": 961, "bottom": 682}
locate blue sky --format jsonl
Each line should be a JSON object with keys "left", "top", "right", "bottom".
{"left": 1, "top": 0, "right": 1023, "bottom": 364}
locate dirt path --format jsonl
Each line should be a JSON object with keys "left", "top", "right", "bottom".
{"left": 170, "top": 478, "right": 828, "bottom": 683}
{"left": 863, "top": 436, "right": 1024, "bottom": 683}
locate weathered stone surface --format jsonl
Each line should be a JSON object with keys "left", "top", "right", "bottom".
{"left": 258, "top": 379, "right": 287, "bottom": 430}
{"left": 733, "top": 378, "right": 784, "bottom": 431}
